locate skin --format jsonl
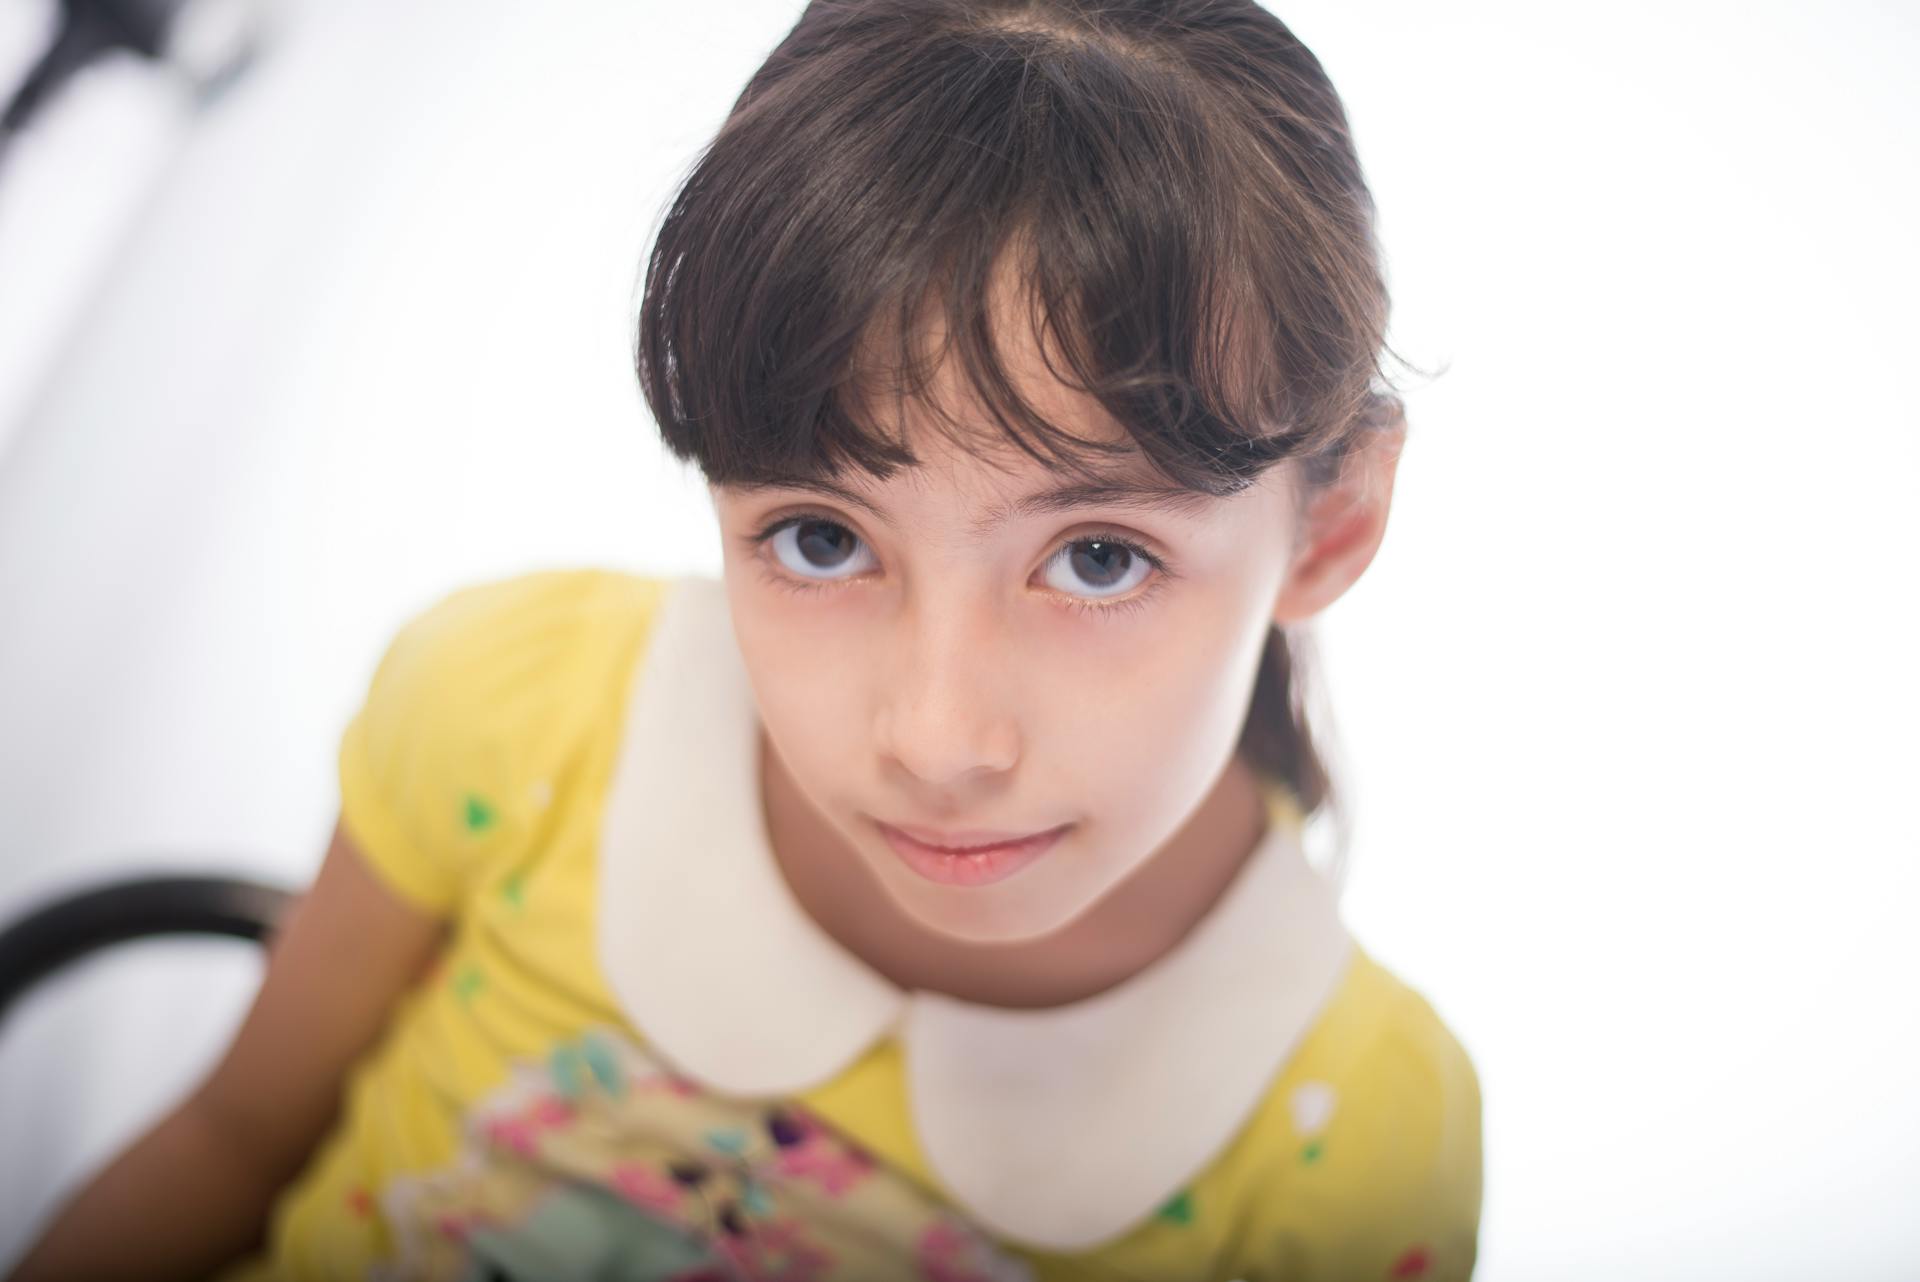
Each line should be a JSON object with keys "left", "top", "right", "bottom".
{"left": 10, "top": 278, "right": 1398, "bottom": 1280}
{"left": 713, "top": 290, "right": 1403, "bottom": 1010}
{"left": 9, "top": 821, "right": 448, "bottom": 1281}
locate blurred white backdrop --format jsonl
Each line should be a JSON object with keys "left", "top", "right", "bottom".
{"left": 0, "top": 0, "right": 1913, "bottom": 1277}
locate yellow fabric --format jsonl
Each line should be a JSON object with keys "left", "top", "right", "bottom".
{"left": 217, "top": 568, "right": 1482, "bottom": 1282}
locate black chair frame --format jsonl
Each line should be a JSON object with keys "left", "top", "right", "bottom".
{"left": 0, "top": 874, "right": 295, "bottom": 1027}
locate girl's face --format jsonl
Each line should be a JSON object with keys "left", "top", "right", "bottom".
{"left": 715, "top": 440, "right": 1290, "bottom": 944}
{"left": 710, "top": 352, "right": 1327, "bottom": 946}
{"left": 711, "top": 297, "right": 1395, "bottom": 946}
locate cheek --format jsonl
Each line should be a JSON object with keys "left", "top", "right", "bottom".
{"left": 1037, "top": 614, "right": 1258, "bottom": 820}
{"left": 726, "top": 591, "right": 867, "bottom": 758}
{"left": 1069, "top": 609, "right": 1254, "bottom": 745}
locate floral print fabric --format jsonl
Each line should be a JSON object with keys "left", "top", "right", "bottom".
{"left": 373, "top": 1028, "right": 1034, "bottom": 1282}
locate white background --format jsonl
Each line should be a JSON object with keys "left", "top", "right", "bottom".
{"left": 0, "top": 0, "right": 1914, "bottom": 1277}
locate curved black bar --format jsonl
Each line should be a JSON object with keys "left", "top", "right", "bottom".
{"left": 0, "top": 874, "right": 295, "bottom": 1027}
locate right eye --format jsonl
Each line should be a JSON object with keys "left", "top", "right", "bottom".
{"left": 764, "top": 517, "right": 878, "bottom": 581}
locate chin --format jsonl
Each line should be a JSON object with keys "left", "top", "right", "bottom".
{"left": 864, "top": 853, "right": 1098, "bottom": 946}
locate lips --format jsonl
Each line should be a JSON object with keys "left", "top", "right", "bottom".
{"left": 883, "top": 822, "right": 1063, "bottom": 854}
{"left": 873, "top": 819, "right": 1072, "bottom": 888}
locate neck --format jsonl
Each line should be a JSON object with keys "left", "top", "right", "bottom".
{"left": 758, "top": 731, "right": 1271, "bottom": 1010}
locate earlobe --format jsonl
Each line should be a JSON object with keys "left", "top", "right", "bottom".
{"left": 1269, "top": 428, "right": 1404, "bottom": 627}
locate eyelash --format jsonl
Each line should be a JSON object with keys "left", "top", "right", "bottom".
{"left": 744, "top": 511, "right": 1173, "bottom": 619}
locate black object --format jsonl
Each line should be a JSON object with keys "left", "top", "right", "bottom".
{"left": 2, "top": 0, "right": 198, "bottom": 139}
{"left": 0, "top": 872, "right": 294, "bottom": 1028}
{"left": 0, "top": 0, "right": 266, "bottom": 180}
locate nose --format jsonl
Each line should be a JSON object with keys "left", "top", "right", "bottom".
{"left": 873, "top": 600, "right": 1021, "bottom": 789}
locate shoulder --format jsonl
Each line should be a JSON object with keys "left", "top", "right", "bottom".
{"left": 1216, "top": 945, "right": 1483, "bottom": 1281}
{"left": 1277, "top": 945, "right": 1481, "bottom": 1135}
{"left": 369, "top": 567, "right": 672, "bottom": 690}
{"left": 337, "top": 567, "right": 676, "bottom": 913}
{"left": 353, "top": 567, "right": 675, "bottom": 778}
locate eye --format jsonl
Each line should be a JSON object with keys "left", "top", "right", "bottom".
{"left": 748, "top": 513, "right": 1170, "bottom": 612}
{"left": 1040, "top": 533, "right": 1160, "bottom": 602}
{"left": 762, "top": 516, "right": 877, "bottom": 581}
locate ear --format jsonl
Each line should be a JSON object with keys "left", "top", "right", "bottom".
{"left": 1270, "top": 425, "right": 1405, "bottom": 627}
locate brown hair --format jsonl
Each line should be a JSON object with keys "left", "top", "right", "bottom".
{"left": 634, "top": 0, "right": 1409, "bottom": 851}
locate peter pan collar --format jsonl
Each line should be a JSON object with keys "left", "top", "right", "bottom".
{"left": 596, "top": 575, "right": 1353, "bottom": 1252}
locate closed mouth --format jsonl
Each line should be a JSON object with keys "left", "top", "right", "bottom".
{"left": 878, "top": 822, "right": 1069, "bottom": 854}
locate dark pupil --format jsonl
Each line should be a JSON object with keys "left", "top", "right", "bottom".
{"left": 796, "top": 521, "right": 856, "bottom": 567}
{"left": 1070, "top": 540, "right": 1131, "bottom": 588}
{"left": 797, "top": 523, "right": 1130, "bottom": 585}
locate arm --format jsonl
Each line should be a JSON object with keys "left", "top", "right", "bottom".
{"left": 7, "top": 819, "right": 448, "bottom": 1282}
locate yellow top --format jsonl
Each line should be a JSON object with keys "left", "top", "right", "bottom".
{"left": 218, "top": 567, "right": 1482, "bottom": 1282}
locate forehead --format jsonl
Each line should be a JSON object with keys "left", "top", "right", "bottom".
{"left": 740, "top": 256, "right": 1221, "bottom": 515}
{"left": 740, "top": 355, "right": 1205, "bottom": 526}
{"left": 720, "top": 449, "right": 1218, "bottom": 541}
{"left": 853, "top": 243, "right": 1150, "bottom": 463}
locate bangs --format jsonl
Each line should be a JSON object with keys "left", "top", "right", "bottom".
{"left": 635, "top": 6, "right": 1397, "bottom": 498}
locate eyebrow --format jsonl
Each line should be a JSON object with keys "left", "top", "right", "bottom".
{"left": 729, "top": 475, "right": 1216, "bottom": 539}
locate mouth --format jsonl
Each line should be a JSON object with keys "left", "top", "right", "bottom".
{"left": 873, "top": 819, "right": 1073, "bottom": 888}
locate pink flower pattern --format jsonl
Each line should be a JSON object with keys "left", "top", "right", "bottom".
{"left": 611, "top": 1160, "right": 686, "bottom": 1216}
{"left": 917, "top": 1220, "right": 1011, "bottom": 1282}
{"left": 642, "top": 1076, "right": 703, "bottom": 1098}
{"left": 717, "top": 1215, "right": 836, "bottom": 1282}
{"left": 480, "top": 1094, "right": 576, "bottom": 1156}
{"left": 769, "top": 1108, "right": 875, "bottom": 1197}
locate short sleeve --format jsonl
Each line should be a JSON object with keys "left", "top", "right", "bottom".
{"left": 335, "top": 568, "right": 665, "bottom": 915}
{"left": 1227, "top": 978, "right": 1484, "bottom": 1282}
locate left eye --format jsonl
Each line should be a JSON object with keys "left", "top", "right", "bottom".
{"left": 1041, "top": 537, "right": 1154, "bottom": 600}
{"left": 767, "top": 519, "right": 877, "bottom": 580}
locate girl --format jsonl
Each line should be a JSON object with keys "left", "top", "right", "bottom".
{"left": 11, "top": 1, "right": 1481, "bottom": 1279}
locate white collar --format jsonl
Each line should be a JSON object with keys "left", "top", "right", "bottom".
{"left": 596, "top": 575, "right": 1353, "bottom": 1252}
